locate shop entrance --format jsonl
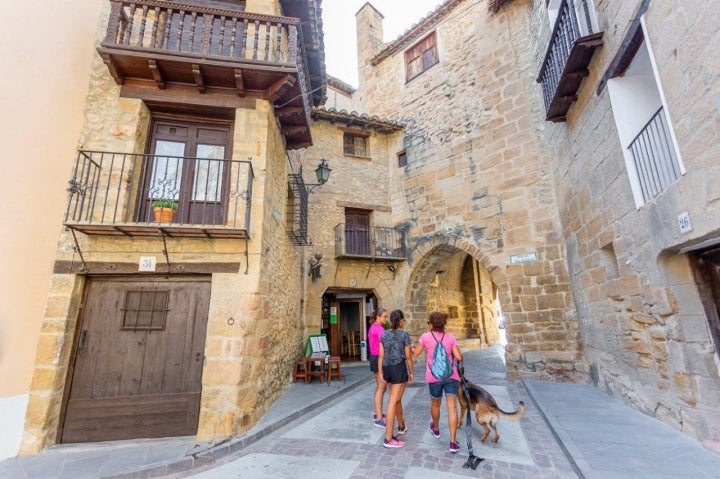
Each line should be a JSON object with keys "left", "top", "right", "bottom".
{"left": 322, "top": 290, "right": 376, "bottom": 361}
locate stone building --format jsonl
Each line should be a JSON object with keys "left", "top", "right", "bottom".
{"left": 347, "top": 0, "right": 720, "bottom": 447}
{"left": 3, "top": 0, "right": 719, "bottom": 460}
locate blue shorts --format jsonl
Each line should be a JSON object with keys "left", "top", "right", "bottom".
{"left": 428, "top": 379, "right": 459, "bottom": 399}
{"left": 369, "top": 355, "right": 379, "bottom": 373}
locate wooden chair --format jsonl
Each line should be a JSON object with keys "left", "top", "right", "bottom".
{"left": 327, "top": 356, "right": 342, "bottom": 382}
{"left": 293, "top": 358, "right": 308, "bottom": 383}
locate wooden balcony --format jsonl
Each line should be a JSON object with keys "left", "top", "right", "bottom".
{"left": 98, "top": 0, "right": 323, "bottom": 149}
{"left": 537, "top": 0, "right": 603, "bottom": 122}
{"left": 64, "top": 150, "right": 254, "bottom": 239}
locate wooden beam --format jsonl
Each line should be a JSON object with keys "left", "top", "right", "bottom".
{"left": 234, "top": 68, "right": 246, "bottom": 97}
{"left": 263, "top": 74, "right": 295, "bottom": 102}
{"left": 53, "top": 260, "right": 241, "bottom": 275}
{"left": 99, "top": 52, "right": 124, "bottom": 85}
{"left": 192, "top": 64, "right": 206, "bottom": 93}
{"left": 276, "top": 107, "right": 303, "bottom": 119}
{"left": 147, "top": 59, "right": 166, "bottom": 89}
{"left": 282, "top": 125, "right": 308, "bottom": 136}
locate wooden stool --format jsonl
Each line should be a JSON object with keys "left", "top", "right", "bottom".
{"left": 306, "top": 357, "right": 325, "bottom": 383}
{"left": 293, "top": 358, "right": 308, "bottom": 383}
{"left": 327, "top": 356, "right": 342, "bottom": 382}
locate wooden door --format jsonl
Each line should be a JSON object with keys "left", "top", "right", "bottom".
{"left": 140, "top": 119, "right": 231, "bottom": 225}
{"left": 345, "top": 209, "right": 370, "bottom": 256}
{"left": 61, "top": 277, "right": 210, "bottom": 443}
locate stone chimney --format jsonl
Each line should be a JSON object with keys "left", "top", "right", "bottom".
{"left": 356, "top": 3, "right": 385, "bottom": 89}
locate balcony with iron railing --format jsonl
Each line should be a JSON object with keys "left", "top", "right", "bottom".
{"left": 334, "top": 224, "right": 407, "bottom": 261}
{"left": 537, "top": 0, "right": 603, "bottom": 122}
{"left": 64, "top": 150, "right": 253, "bottom": 238}
{"left": 628, "top": 106, "right": 681, "bottom": 203}
{"left": 98, "top": 0, "right": 318, "bottom": 148}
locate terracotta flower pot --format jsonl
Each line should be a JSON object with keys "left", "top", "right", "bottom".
{"left": 153, "top": 206, "right": 176, "bottom": 223}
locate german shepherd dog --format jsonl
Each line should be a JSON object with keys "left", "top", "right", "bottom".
{"left": 458, "top": 370, "right": 525, "bottom": 443}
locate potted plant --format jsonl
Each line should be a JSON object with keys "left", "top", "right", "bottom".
{"left": 151, "top": 199, "right": 178, "bottom": 223}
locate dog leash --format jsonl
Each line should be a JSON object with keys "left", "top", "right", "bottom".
{"left": 459, "top": 361, "right": 484, "bottom": 470}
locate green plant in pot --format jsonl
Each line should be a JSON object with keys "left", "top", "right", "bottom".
{"left": 151, "top": 199, "right": 178, "bottom": 222}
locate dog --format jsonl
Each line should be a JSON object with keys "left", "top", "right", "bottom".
{"left": 458, "top": 370, "right": 525, "bottom": 443}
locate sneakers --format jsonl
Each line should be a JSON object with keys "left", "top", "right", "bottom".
{"left": 449, "top": 441, "right": 460, "bottom": 453}
{"left": 383, "top": 436, "right": 406, "bottom": 448}
{"left": 397, "top": 423, "right": 408, "bottom": 435}
{"left": 429, "top": 421, "right": 440, "bottom": 438}
{"left": 373, "top": 415, "right": 387, "bottom": 428}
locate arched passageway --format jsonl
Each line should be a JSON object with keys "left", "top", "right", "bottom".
{"left": 403, "top": 238, "right": 508, "bottom": 353}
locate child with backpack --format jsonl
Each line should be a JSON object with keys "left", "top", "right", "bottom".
{"left": 412, "top": 311, "right": 464, "bottom": 453}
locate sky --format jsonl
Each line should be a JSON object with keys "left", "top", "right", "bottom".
{"left": 322, "top": 0, "right": 444, "bottom": 87}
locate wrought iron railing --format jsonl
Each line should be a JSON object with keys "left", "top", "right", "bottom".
{"left": 64, "top": 150, "right": 253, "bottom": 235}
{"left": 286, "top": 173, "right": 310, "bottom": 246}
{"left": 537, "top": 0, "right": 602, "bottom": 120}
{"left": 628, "top": 106, "right": 681, "bottom": 202}
{"left": 334, "top": 224, "right": 406, "bottom": 260}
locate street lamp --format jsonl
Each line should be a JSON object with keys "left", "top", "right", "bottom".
{"left": 306, "top": 159, "right": 331, "bottom": 194}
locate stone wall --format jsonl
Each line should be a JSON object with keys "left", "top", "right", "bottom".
{"left": 529, "top": 0, "right": 720, "bottom": 443}
{"left": 355, "top": 0, "right": 585, "bottom": 381}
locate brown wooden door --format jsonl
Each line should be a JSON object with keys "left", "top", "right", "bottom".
{"left": 62, "top": 277, "right": 210, "bottom": 443}
{"left": 140, "top": 119, "right": 231, "bottom": 225}
{"left": 345, "top": 209, "right": 370, "bottom": 256}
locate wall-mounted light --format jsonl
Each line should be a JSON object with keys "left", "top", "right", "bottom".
{"left": 309, "top": 251, "right": 323, "bottom": 282}
{"left": 305, "top": 159, "right": 332, "bottom": 194}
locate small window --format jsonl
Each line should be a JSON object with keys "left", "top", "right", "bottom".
{"left": 122, "top": 290, "right": 169, "bottom": 331}
{"left": 397, "top": 150, "right": 407, "bottom": 167}
{"left": 405, "top": 32, "right": 438, "bottom": 82}
{"left": 343, "top": 132, "right": 369, "bottom": 157}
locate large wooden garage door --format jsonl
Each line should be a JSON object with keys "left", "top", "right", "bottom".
{"left": 61, "top": 276, "right": 210, "bottom": 443}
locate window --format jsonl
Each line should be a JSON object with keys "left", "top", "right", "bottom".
{"left": 397, "top": 150, "right": 407, "bottom": 167}
{"left": 606, "top": 19, "right": 684, "bottom": 206}
{"left": 344, "top": 209, "right": 371, "bottom": 256}
{"left": 343, "top": 131, "right": 369, "bottom": 157}
{"left": 405, "top": 32, "right": 438, "bottom": 82}
{"left": 546, "top": 0, "right": 598, "bottom": 36}
{"left": 122, "top": 290, "right": 169, "bottom": 331}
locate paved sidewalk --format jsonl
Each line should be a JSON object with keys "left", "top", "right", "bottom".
{"left": 1, "top": 346, "right": 719, "bottom": 479}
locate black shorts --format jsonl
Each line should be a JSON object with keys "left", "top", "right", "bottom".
{"left": 382, "top": 361, "right": 408, "bottom": 384}
{"left": 369, "top": 354, "right": 379, "bottom": 373}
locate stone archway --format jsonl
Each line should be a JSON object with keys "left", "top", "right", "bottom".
{"left": 403, "top": 235, "right": 508, "bottom": 347}
{"left": 403, "top": 234, "right": 587, "bottom": 382}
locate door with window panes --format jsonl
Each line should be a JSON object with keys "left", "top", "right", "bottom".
{"left": 140, "top": 120, "right": 231, "bottom": 224}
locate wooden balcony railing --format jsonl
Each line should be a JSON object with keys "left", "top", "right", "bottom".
{"left": 98, "top": 0, "right": 314, "bottom": 148}
{"left": 334, "top": 224, "right": 407, "bottom": 261}
{"left": 64, "top": 150, "right": 253, "bottom": 239}
{"left": 537, "top": 0, "right": 603, "bottom": 122}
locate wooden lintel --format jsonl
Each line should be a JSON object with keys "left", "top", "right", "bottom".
{"left": 99, "top": 52, "right": 124, "bottom": 85}
{"left": 53, "top": 260, "right": 241, "bottom": 275}
{"left": 147, "top": 59, "right": 166, "bottom": 89}
{"left": 263, "top": 74, "right": 295, "bottom": 102}
{"left": 192, "top": 64, "right": 206, "bottom": 93}
{"left": 276, "top": 107, "right": 304, "bottom": 119}
{"left": 234, "top": 69, "right": 246, "bottom": 97}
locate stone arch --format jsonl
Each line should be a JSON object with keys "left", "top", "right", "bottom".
{"left": 403, "top": 234, "right": 508, "bottom": 346}
{"left": 403, "top": 234, "right": 587, "bottom": 382}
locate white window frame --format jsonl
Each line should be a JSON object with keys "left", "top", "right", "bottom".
{"left": 606, "top": 16, "right": 684, "bottom": 208}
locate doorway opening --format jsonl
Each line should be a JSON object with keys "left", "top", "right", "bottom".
{"left": 320, "top": 290, "right": 377, "bottom": 361}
